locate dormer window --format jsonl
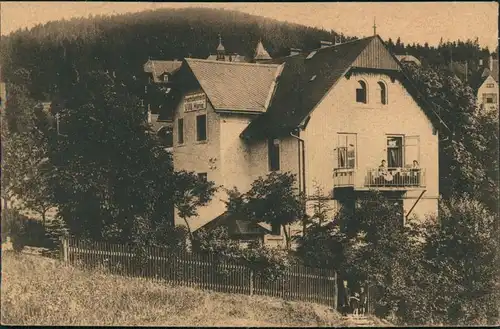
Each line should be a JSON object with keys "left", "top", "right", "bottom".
{"left": 377, "top": 81, "right": 387, "bottom": 105}
{"left": 356, "top": 80, "right": 367, "bottom": 104}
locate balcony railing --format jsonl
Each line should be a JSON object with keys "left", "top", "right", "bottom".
{"left": 365, "top": 167, "right": 425, "bottom": 188}
{"left": 333, "top": 168, "right": 355, "bottom": 187}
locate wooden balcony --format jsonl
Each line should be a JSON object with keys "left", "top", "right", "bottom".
{"left": 333, "top": 167, "right": 426, "bottom": 190}
{"left": 333, "top": 168, "right": 355, "bottom": 187}
{"left": 365, "top": 167, "right": 425, "bottom": 189}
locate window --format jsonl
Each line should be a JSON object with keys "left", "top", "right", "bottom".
{"left": 356, "top": 80, "right": 367, "bottom": 103}
{"left": 377, "top": 81, "right": 387, "bottom": 105}
{"left": 486, "top": 83, "right": 495, "bottom": 88}
{"left": 163, "top": 74, "right": 169, "bottom": 82}
{"left": 483, "top": 93, "right": 497, "bottom": 104}
{"left": 197, "top": 173, "right": 207, "bottom": 182}
{"left": 177, "top": 118, "right": 184, "bottom": 144}
{"left": 387, "top": 136, "right": 403, "bottom": 168}
{"left": 196, "top": 114, "right": 207, "bottom": 141}
{"left": 271, "top": 223, "right": 281, "bottom": 235}
{"left": 336, "top": 133, "right": 356, "bottom": 168}
{"left": 268, "top": 138, "right": 280, "bottom": 171}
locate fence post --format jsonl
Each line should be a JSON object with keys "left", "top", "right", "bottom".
{"left": 60, "top": 235, "right": 69, "bottom": 263}
{"left": 333, "top": 270, "right": 338, "bottom": 311}
{"left": 249, "top": 269, "right": 254, "bottom": 296}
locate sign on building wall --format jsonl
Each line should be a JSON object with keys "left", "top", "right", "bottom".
{"left": 184, "top": 92, "right": 207, "bottom": 112}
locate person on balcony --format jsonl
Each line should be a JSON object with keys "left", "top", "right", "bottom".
{"left": 378, "top": 160, "right": 393, "bottom": 183}
{"left": 410, "top": 160, "right": 420, "bottom": 185}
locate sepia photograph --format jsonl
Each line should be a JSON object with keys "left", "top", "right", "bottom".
{"left": 1, "top": 1, "right": 499, "bottom": 326}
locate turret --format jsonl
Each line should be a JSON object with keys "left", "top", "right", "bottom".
{"left": 254, "top": 39, "right": 272, "bottom": 63}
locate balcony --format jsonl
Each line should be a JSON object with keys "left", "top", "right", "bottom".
{"left": 333, "top": 167, "right": 426, "bottom": 190}
{"left": 365, "top": 167, "right": 425, "bottom": 189}
{"left": 333, "top": 168, "right": 355, "bottom": 187}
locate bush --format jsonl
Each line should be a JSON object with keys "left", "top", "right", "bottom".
{"left": 193, "top": 226, "right": 295, "bottom": 283}
{"left": 240, "top": 245, "right": 294, "bottom": 282}
{"left": 192, "top": 227, "right": 240, "bottom": 258}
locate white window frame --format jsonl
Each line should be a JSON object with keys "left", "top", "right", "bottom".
{"left": 377, "top": 81, "right": 388, "bottom": 105}
{"left": 336, "top": 133, "right": 357, "bottom": 169}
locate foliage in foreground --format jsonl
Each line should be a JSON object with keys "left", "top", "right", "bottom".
{"left": 296, "top": 191, "right": 499, "bottom": 325}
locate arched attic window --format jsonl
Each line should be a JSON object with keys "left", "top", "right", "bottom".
{"left": 377, "top": 81, "right": 388, "bottom": 105}
{"left": 356, "top": 80, "right": 367, "bottom": 104}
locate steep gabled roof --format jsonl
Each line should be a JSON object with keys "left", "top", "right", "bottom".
{"left": 144, "top": 60, "right": 182, "bottom": 82}
{"left": 185, "top": 58, "right": 282, "bottom": 112}
{"left": 241, "top": 35, "right": 448, "bottom": 139}
{"left": 241, "top": 36, "right": 377, "bottom": 138}
{"left": 254, "top": 40, "right": 272, "bottom": 61}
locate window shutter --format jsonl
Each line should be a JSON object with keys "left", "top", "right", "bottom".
{"left": 404, "top": 136, "right": 420, "bottom": 166}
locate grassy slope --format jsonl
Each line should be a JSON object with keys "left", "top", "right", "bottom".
{"left": 1, "top": 251, "right": 389, "bottom": 327}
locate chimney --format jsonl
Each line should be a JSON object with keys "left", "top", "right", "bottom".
{"left": 290, "top": 48, "right": 302, "bottom": 56}
{"left": 479, "top": 59, "right": 483, "bottom": 66}
{"left": 320, "top": 40, "right": 333, "bottom": 48}
{"left": 489, "top": 55, "right": 493, "bottom": 71}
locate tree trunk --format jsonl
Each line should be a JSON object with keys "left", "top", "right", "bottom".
{"left": 182, "top": 216, "right": 194, "bottom": 245}
{"left": 282, "top": 224, "right": 290, "bottom": 250}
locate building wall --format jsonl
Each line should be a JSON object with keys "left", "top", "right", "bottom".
{"left": 172, "top": 89, "right": 226, "bottom": 231}
{"left": 477, "top": 76, "right": 499, "bottom": 114}
{"left": 302, "top": 72, "right": 439, "bottom": 222}
{"left": 219, "top": 114, "right": 255, "bottom": 193}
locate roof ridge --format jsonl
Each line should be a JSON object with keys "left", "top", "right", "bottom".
{"left": 310, "top": 35, "right": 376, "bottom": 52}
{"left": 185, "top": 58, "right": 280, "bottom": 68}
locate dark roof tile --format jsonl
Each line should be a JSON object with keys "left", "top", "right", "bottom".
{"left": 241, "top": 36, "right": 375, "bottom": 139}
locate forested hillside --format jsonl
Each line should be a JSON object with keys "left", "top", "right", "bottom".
{"left": 0, "top": 7, "right": 349, "bottom": 101}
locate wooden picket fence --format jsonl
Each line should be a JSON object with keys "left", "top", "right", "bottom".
{"left": 60, "top": 236, "right": 338, "bottom": 309}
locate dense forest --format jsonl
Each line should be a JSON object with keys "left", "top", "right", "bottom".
{"left": 0, "top": 8, "right": 350, "bottom": 102}
{"left": 1, "top": 7, "right": 496, "bottom": 102}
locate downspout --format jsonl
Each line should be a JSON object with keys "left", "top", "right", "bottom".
{"left": 405, "top": 189, "right": 426, "bottom": 221}
{"left": 290, "top": 130, "right": 306, "bottom": 234}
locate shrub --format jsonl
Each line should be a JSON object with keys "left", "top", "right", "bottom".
{"left": 240, "top": 245, "right": 294, "bottom": 282}
{"left": 192, "top": 227, "right": 240, "bottom": 258}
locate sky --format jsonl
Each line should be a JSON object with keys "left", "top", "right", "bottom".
{"left": 1, "top": 2, "right": 498, "bottom": 50}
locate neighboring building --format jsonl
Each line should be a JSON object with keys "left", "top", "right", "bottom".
{"left": 194, "top": 211, "right": 272, "bottom": 247}
{"left": 143, "top": 59, "right": 182, "bottom": 149}
{"left": 168, "top": 35, "right": 445, "bottom": 247}
{"left": 473, "top": 55, "right": 499, "bottom": 113}
{"left": 395, "top": 54, "right": 422, "bottom": 66}
{"left": 206, "top": 35, "right": 249, "bottom": 63}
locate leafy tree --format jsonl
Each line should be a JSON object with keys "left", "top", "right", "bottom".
{"left": 172, "top": 170, "right": 217, "bottom": 244}
{"left": 421, "top": 196, "right": 499, "bottom": 325}
{"left": 402, "top": 62, "right": 499, "bottom": 213}
{"left": 307, "top": 181, "right": 333, "bottom": 227}
{"left": 45, "top": 70, "right": 183, "bottom": 243}
{"left": 243, "top": 172, "right": 305, "bottom": 250}
{"left": 1, "top": 83, "right": 52, "bottom": 224}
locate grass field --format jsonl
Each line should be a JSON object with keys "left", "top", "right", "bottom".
{"left": 0, "top": 250, "right": 392, "bottom": 327}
